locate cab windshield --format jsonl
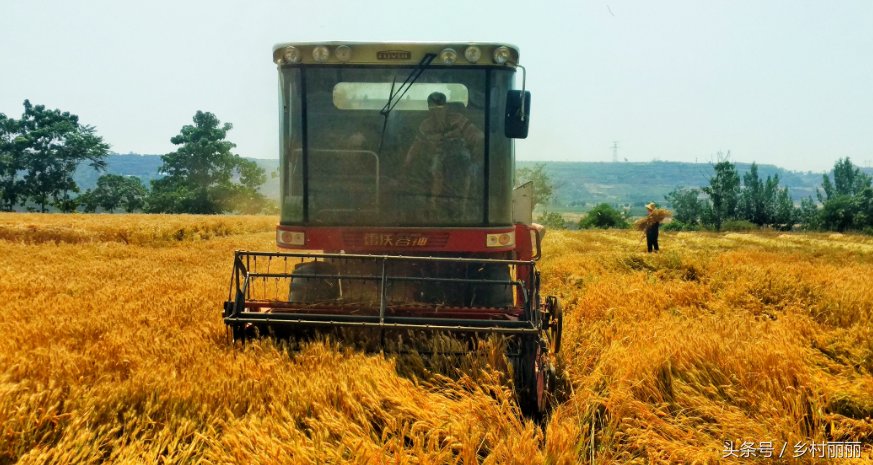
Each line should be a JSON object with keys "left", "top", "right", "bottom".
{"left": 280, "top": 66, "right": 513, "bottom": 227}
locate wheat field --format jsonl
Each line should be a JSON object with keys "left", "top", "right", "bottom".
{"left": 0, "top": 213, "right": 871, "bottom": 464}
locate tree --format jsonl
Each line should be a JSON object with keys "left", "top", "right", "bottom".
{"left": 665, "top": 187, "right": 704, "bottom": 226}
{"left": 232, "top": 158, "right": 269, "bottom": 214}
{"left": 516, "top": 163, "right": 554, "bottom": 210}
{"left": 816, "top": 158, "right": 873, "bottom": 231}
{"left": 738, "top": 162, "right": 794, "bottom": 227}
{"left": 0, "top": 114, "right": 24, "bottom": 211}
{"left": 578, "top": 203, "right": 628, "bottom": 229}
{"left": 773, "top": 187, "right": 795, "bottom": 227}
{"left": 80, "top": 174, "right": 148, "bottom": 213}
{"left": 4, "top": 101, "right": 109, "bottom": 212}
{"left": 797, "top": 197, "right": 820, "bottom": 230}
{"left": 818, "top": 157, "right": 871, "bottom": 202}
{"left": 147, "top": 111, "right": 268, "bottom": 214}
{"left": 537, "top": 211, "right": 566, "bottom": 230}
{"left": 819, "top": 195, "right": 857, "bottom": 232}
{"left": 702, "top": 160, "right": 740, "bottom": 231}
{"left": 739, "top": 163, "right": 766, "bottom": 225}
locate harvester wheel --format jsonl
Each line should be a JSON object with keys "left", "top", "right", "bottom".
{"left": 545, "top": 296, "right": 563, "bottom": 354}
{"left": 514, "top": 337, "right": 551, "bottom": 419}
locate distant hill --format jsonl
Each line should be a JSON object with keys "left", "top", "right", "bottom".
{"left": 74, "top": 154, "right": 164, "bottom": 189}
{"left": 74, "top": 154, "right": 870, "bottom": 211}
{"left": 516, "top": 160, "right": 862, "bottom": 211}
{"left": 74, "top": 154, "right": 282, "bottom": 199}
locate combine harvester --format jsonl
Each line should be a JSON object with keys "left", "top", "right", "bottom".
{"left": 223, "top": 42, "right": 562, "bottom": 417}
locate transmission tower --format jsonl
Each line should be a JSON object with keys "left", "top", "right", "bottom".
{"left": 611, "top": 141, "right": 619, "bottom": 163}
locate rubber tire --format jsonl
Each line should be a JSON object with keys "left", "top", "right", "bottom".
{"left": 514, "top": 337, "right": 549, "bottom": 421}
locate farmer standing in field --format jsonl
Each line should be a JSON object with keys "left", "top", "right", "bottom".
{"left": 645, "top": 202, "right": 661, "bottom": 253}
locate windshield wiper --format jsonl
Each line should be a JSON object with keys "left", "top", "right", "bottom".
{"left": 377, "top": 53, "right": 436, "bottom": 154}
{"left": 380, "top": 53, "right": 436, "bottom": 117}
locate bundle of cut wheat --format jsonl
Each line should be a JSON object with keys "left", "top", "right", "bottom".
{"left": 634, "top": 208, "right": 671, "bottom": 231}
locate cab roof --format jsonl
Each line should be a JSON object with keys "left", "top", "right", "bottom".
{"left": 272, "top": 42, "right": 519, "bottom": 67}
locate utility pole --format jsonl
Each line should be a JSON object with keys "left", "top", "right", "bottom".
{"left": 611, "top": 141, "right": 618, "bottom": 163}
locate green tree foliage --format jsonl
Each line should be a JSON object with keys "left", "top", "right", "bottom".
{"left": 669, "top": 163, "right": 797, "bottom": 231}
{"left": 665, "top": 187, "right": 704, "bottom": 226}
{"left": 80, "top": 174, "right": 148, "bottom": 213}
{"left": 516, "top": 163, "right": 554, "bottom": 210}
{"left": 813, "top": 158, "right": 873, "bottom": 232}
{"left": 0, "top": 114, "right": 23, "bottom": 211}
{"left": 233, "top": 158, "right": 270, "bottom": 214}
{"left": 702, "top": 161, "right": 741, "bottom": 231}
{"left": 738, "top": 162, "right": 795, "bottom": 227}
{"left": 818, "top": 157, "right": 871, "bottom": 201}
{"left": 818, "top": 195, "right": 857, "bottom": 232}
{"left": 721, "top": 219, "right": 758, "bottom": 231}
{"left": 773, "top": 188, "right": 795, "bottom": 227}
{"left": 536, "top": 211, "right": 566, "bottom": 230}
{"left": 797, "top": 197, "right": 820, "bottom": 230}
{"left": 578, "top": 203, "right": 628, "bottom": 229}
{"left": 739, "top": 163, "right": 767, "bottom": 225}
{"left": 147, "top": 111, "right": 267, "bottom": 214}
{"left": 0, "top": 101, "right": 109, "bottom": 212}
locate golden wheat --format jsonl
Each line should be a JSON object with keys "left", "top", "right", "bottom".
{"left": 0, "top": 214, "right": 871, "bottom": 464}
{"left": 634, "top": 208, "right": 672, "bottom": 231}
{"left": 0, "top": 213, "right": 277, "bottom": 245}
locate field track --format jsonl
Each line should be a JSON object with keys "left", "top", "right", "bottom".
{"left": 1, "top": 214, "right": 871, "bottom": 464}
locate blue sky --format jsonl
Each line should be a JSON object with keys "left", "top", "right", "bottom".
{"left": 1, "top": 0, "right": 871, "bottom": 172}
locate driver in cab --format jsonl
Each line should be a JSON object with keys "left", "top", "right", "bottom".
{"left": 402, "top": 92, "right": 484, "bottom": 221}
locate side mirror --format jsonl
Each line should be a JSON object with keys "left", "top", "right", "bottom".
{"left": 505, "top": 90, "right": 531, "bottom": 139}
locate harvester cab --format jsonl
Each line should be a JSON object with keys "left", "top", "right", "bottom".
{"left": 223, "top": 42, "right": 563, "bottom": 417}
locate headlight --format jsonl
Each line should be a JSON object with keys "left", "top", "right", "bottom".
{"left": 335, "top": 45, "right": 352, "bottom": 62}
{"left": 278, "top": 230, "right": 305, "bottom": 246}
{"left": 486, "top": 231, "right": 515, "bottom": 248}
{"left": 439, "top": 48, "right": 457, "bottom": 65}
{"left": 312, "top": 46, "right": 330, "bottom": 63}
{"left": 464, "top": 46, "right": 481, "bottom": 63}
{"left": 493, "top": 46, "right": 511, "bottom": 64}
{"left": 281, "top": 46, "right": 301, "bottom": 64}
